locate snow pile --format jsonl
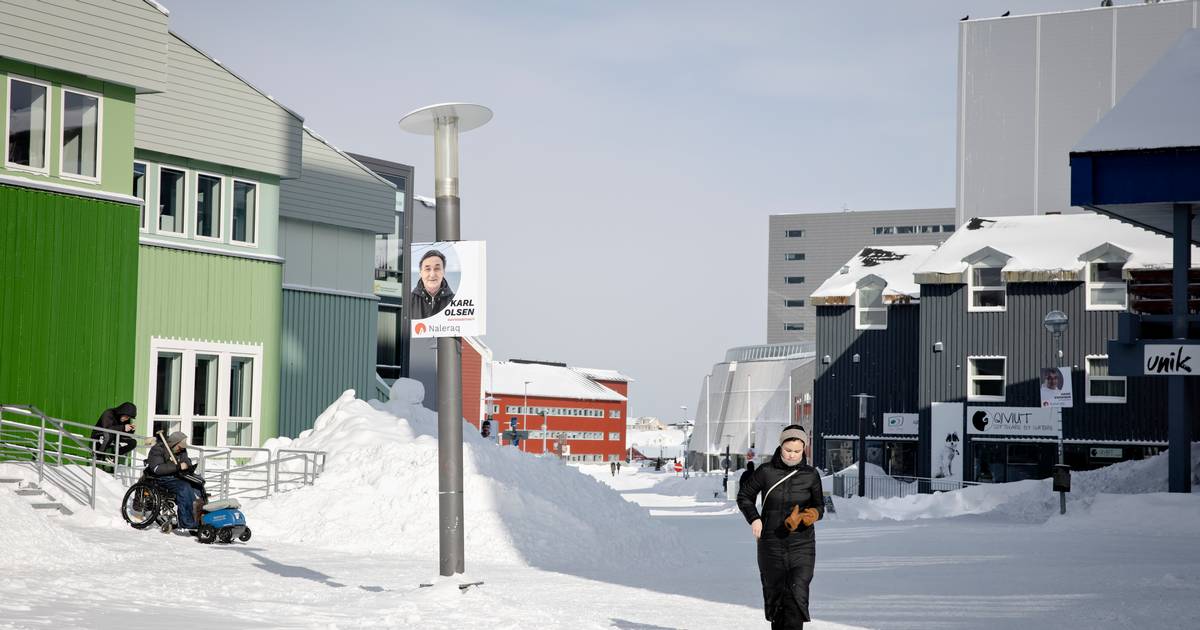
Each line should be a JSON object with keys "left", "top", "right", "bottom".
{"left": 251, "top": 380, "right": 684, "bottom": 575}
{"left": 832, "top": 444, "right": 1200, "bottom": 523}
{"left": 0, "top": 483, "right": 114, "bottom": 568}
{"left": 627, "top": 428, "right": 688, "bottom": 460}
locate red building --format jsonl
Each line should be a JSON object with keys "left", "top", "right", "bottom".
{"left": 461, "top": 338, "right": 632, "bottom": 462}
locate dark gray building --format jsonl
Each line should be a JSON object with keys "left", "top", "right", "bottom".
{"left": 768, "top": 208, "right": 955, "bottom": 344}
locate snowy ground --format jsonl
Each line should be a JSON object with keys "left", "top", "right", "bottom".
{"left": 2, "top": 383, "right": 1199, "bottom": 629}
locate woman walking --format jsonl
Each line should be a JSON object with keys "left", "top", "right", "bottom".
{"left": 737, "top": 425, "right": 824, "bottom": 630}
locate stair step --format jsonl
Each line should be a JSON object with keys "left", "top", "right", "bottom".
{"left": 0, "top": 477, "right": 22, "bottom": 484}
{"left": 15, "top": 489, "right": 45, "bottom": 497}
{"left": 30, "top": 502, "right": 72, "bottom": 515}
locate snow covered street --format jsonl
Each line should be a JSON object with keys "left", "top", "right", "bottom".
{"left": 3, "top": 390, "right": 1200, "bottom": 629}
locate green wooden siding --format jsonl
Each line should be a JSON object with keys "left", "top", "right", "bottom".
{"left": 280, "top": 289, "right": 377, "bottom": 438}
{"left": 133, "top": 246, "right": 281, "bottom": 443}
{"left": 0, "top": 184, "right": 139, "bottom": 425}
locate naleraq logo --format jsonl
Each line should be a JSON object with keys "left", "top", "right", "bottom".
{"left": 971, "top": 410, "right": 990, "bottom": 432}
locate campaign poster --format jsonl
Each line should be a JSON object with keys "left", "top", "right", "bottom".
{"left": 930, "top": 402, "right": 962, "bottom": 481}
{"left": 1039, "top": 367, "right": 1073, "bottom": 408}
{"left": 967, "top": 406, "right": 1058, "bottom": 437}
{"left": 409, "top": 241, "right": 486, "bottom": 338}
{"left": 882, "top": 412, "right": 919, "bottom": 436}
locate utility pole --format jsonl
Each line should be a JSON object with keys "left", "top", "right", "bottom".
{"left": 851, "top": 394, "right": 874, "bottom": 498}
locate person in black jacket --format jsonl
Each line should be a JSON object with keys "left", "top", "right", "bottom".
{"left": 145, "top": 431, "right": 202, "bottom": 529}
{"left": 409, "top": 249, "right": 455, "bottom": 320}
{"left": 91, "top": 402, "right": 138, "bottom": 467}
{"left": 737, "top": 425, "right": 824, "bottom": 630}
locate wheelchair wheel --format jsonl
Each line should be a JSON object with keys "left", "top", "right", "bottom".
{"left": 121, "top": 484, "right": 160, "bottom": 530}
{"left": 196, "top": 525, "right": 217, "bottom": 544}
{"left": 238, "top": 527, "right": 252, "bottom": 543}
{"left": 218, "top": 528, "right": 234, "bottom": 544}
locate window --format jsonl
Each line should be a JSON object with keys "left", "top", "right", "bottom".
{"left": 943, "top": 224, "right": 956, "bottom": 233}
{"left": 609, "top": 410, "right": 621, "bottom": 419}
{"left": 785, "top": 276, "right": 805, "bottom": 284}
{"left": 148, "top": 339, "right": 263, "bottom": 448}
{"left": 896, "top": 225, "right": 915, "bottom": 234}
{"left": 919, "top": 225, "right": 941, "bottom": 234}
{"left": 609, "top": 432, "right": 621, "bottom": 440}
{"left": 873, "top": 226, "right": 895, "bottom": 235}
{"left": 158, "top": 167, "right": 186, "bottom": 234}
{"left": 855, "top": 283, "right": 887, "bottom": 330}
{"left": 60, "top": 89, "right": 100, "bottom": 180}
{"left": 1086, "top": 262, "right": 1127, "bottom": 310}
{"left": 968, "top": 357, "right": 1006, "bottom": 401}
{"left": 785, "top": 253, "right": 806, "bottom": 261}
{"left": 785, "top": 299, "right": 805, "bottom": 307}
{"left": 232, "top": 180, "right": 258, "bottom": 244}
{"left": 195, "top": 173, "right": 223, "bottom": 240}
{"left": 969, "top": 265, "right": 1006, "bottom": 311}
{"left": 7, "top": 76, "right": 50, "bottom": 172}
{"left": 784, "top": 323, "right": 805, "bottom": 331}
{"left": 785, "top": 229, "right": 805, "bottom": 238}
{"left": 1085, "top": 356, "right": 1126, "bottom": 403}
{"left": 133, "top": 162, "right": 148, "bottom": 231}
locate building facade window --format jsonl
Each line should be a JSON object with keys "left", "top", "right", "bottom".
{"left": 133, "top": 162, "right": 148, "bottom": 230}
{"left": 6, "top": 76, "right": 51, "bottom": 173}
{"left": 943, "top": 224, "right": 956, "bottom": 233}
{"left": 785, "top": 276, "right": 805, "bottom": 284}
{"left": 785, "top": 229, "right": 805, "bottom": 238}
{"left": 785, "top": 253, "right": 806, "bottom": 261}
{"left": 157, "top": 166, "right": 186, "bottom": 234}
{"left": 784, "top": 323, "right": 805, "bottom": 331}
{"left": 608, "top": 432, "right": 621, "bottom": 440}
{"left": 919, "top": 225, "right": 941, "bottom": 233}
{"left": 148, "top": 339, "right": 263, "bottom": 448}
{"left": 60, "top": 88, "right": 101, "bottom": 180}
{"left": 968, "top": 264, "right": 1006, "bottom": 311}
{"left": 194, "top": 172, "right": 223, "bottom": 240}
{"left": 872, "top": 226, "right": 895, "bottom": 235}
{"left": 896, "top": 225, "right": 915, "bottom": 234}
{"left": 1086, "top": 262, "right": 1127, "bottom": 310}
{"left": 967, "top": 357, "right": 1006, "bottom": 402}
{"left": 785, "top": 299, "right": 805, "bottom": 307}
{"left": 609, "top": 410, "right": 621, "bottom": 419}
{"left": 855, "top": 284, "right": 887, "bottom": 330}
{"left": 232, "top": 179, "right": 258, "bottom": 245}
{"left": 1085, "top": 356, "right": 1126, "bottom": 403}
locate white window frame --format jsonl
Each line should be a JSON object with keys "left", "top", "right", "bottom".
{"left": 608, "top": 432, "right": 621, "bottom": 440}
{"left": 156, "top": 165, "right": 188, "bottom": 236}
{"left": 134, "top": 161, "right": 149, "bottom": 232}
{"left": 1085, "top": 355, "right": 1127, "bottom": 404}
{"left": 855, "top": 281, "right": 888, "bottom": 330}
{"left": 57, "top": 86, "right": 103, "bottom": 183}
{"left": 5, "top": 75, "right": 52, "bottom": 175}
{"left": 968, "top": 263, "right": 1006, "bottom": 312}
{"left": 609, "top": 410, "right": 621, "bottom": 419}
{"left": 230, "top": 177, "right": 260, "bottom": 247}
{"left": 147, "top": 338, "right": 264, "bottom": 448}
{"left": 193, "top": 171, "right": 224, "bottom": 242}
{"left": 1085, "top": 261, "right": 1128, "bottom": 311}
{"left": 967, "top": 356, "right": 1007, "bottom": 402}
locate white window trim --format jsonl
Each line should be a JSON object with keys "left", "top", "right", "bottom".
{"left": 968, "top": 264, "right": 1006, "bottom": 312}
{"left": 855, "top": 284, "right": 888, "bottom": 331}
{"left": 193, "top": 170, "right": 225, "bottom": 243}
{"left": 5, "top": 75, "right": 53, "bottom": 176}
{"left": 967, "top": 355, "right": 1007, "bottom": 402}
{"left": 57, "top": 86, "right": 103, "bottom": 184}
{"left": 156, "top": 165, "right": 189, "bottom": 236}
{"left": 134, "top": 161, "right": 149, "bottom": 232}
{"left": 1085, "top": 261, "right": 1128, "bottom": 311}
{"left": 1085, "top": 355, "right": 1127, "bottom": 404}
{"left": 230, "top": 177, "right": 260, "bottom": 247}
{"left": 147, "top": 338, "right": 264, "bottom": 448}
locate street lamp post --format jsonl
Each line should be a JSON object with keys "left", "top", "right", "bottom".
{"left": 851, "top": 394, "right": 875, "bottom": 498}
{"left": 523, "top": 380, "right": 532, "bottom": 454}
{"left": 1043, "top": 309, "right": 1069, "bottom": 515}
{"left": 680, "top": 405, "right": 687, "bottom": 468}
{"left": 541, "top": 411, "right": 548, "bottom": 457}
{"left": 705, "top": 373, "right": 711, "bottom": 473}
{"left": 399, "top": 102, "right": 492, "bottom": 578}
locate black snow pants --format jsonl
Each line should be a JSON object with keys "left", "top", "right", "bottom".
{"left": 758, "top": 529, "right": 815, "bottom": 630}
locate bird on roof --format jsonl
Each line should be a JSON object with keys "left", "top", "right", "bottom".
{"left": 961, "top": 15, "right": 969, "bottom": 21}
{"left": 1001, "top": 11, "right": 1010, "bottom": 17}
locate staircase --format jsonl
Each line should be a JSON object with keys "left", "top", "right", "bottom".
{"left": 0, "top": 476, "right": 72, "bottom": 515}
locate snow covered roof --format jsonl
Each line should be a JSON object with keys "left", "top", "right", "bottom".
{"left": 571, "top": 367, "right": 635, "bottom": 383}
{"left": 487, "top": 361, "right": 627, "bottom": 402}
{"left": 1073, "top": 29, "right": 1200, "bottom": 154}
{"left": 810, "top": 245, "right": 938, "bottom": 305}
{"left": 913, "top": 214, "right": 1200, "bottom": 284}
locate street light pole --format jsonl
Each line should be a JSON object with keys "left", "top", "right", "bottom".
{"left": 705, "top": 374, "right": 711, "bottom": 473}
{"left": 851, "top": 393, "right": 875, "bottom": 498}
{"left": 1043, "top": 310, "right": 1069, "bottom": 515}
{"left": 541, "top": 411, "right": 548, "bottom": 456}
{"left": 399, "top": 102, "right": 492, "bottom": 578}
{"left": 523, "top": 380, "right": 532, "bottom": 455}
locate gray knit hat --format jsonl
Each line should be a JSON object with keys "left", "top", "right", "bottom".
{"left": 166, "top": 431, "right": 188, "bottom": 447}
{"left": 779, "top": 426, "right": 808, "bottom": 446}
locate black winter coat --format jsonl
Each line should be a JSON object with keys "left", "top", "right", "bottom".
{"left": 145, "top": 442, "right": 194, "bottom": 477}
{"left": 736, "top": 447, "right": 824, "bottom": 627}
{"left": 409, "top": 279, "right": 455, "bottom": 320}
{"left": 90, "top": 402, "right": 137, "bottom": 443}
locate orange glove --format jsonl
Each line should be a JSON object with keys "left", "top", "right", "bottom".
{"left": 799, "top": 507, "right": 820, "bottom": 527}
{"left": 784, "top": 505, "right": 803, "bottom": 531}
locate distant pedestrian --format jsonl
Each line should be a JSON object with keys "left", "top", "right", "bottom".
{"left": 610, "top": 461, "right": 617, "bottom": 476}
{"left": 740, "top": 460, "right": 756, "bottom": 487}
{"left": 737, "top": 425, "right": 824, "bottom": 630}
{"left": 616, "top": 461, "right": 621, "bottom": 473}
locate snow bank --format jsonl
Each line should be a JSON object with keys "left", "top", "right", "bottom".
{"left": 0, "top": 484, "right": 115, "bottom": 568}
{"left": 250, "top": 381, "right": 685, "bottom": 575}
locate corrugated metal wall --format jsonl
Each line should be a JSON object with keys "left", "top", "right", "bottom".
{"left": 813, "top": 304, "right": 921, "bottom": 468}
{"left": 279, "top": 130, "right": 395, "bottom": 234}
{"left": 279, "top": 289, "right": 376, "bottom": 437}
{"left": 134, "top": 246, "right": 281, "bottom": 442}
{"left": 0, "top": 185, "right": 139, "bottom": 426}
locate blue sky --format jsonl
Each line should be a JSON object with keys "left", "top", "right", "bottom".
{"left": 163, "top": 0, "right": 1103, "bottom": 422}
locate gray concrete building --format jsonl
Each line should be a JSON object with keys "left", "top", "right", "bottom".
{"left": 768, "top": 208, "right": 956, "bottom": 344}
{"left": 957, "top": 0, "right": 1200, "bottom": 223}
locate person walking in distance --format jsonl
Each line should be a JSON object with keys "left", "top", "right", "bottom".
{"left": 737, "top": 425, "right": 823, "bottom": 629}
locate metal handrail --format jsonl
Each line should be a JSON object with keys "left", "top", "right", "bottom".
{"left": 827, "top": 472, "right": 981, "bottom": 500}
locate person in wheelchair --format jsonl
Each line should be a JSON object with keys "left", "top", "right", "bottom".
{"left": 145, "top": 431, "right": 204, "bottom": 530}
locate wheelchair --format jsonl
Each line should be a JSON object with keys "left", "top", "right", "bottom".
{"left": 120, "top": 473, "right": 252, "bottom": 544}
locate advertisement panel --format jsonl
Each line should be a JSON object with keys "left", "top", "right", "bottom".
{"left": 409, "top": 241, "right": 486, "bottom": 338}
{"left": 1039, "top": 367, "right": 1073, "bottom": 408}
{"left": 930, "top": 402, "right": 962, "bottom": 481}
{"left": 966, "top": 406, "right": 1058, "bottom": 437}
{"left": 882, "top": 412, "right": 919, "bottom": 436}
